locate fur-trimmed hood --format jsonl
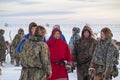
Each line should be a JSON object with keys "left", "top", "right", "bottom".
{"left": 81, "top": 25, "right": 93, "bottom": 38}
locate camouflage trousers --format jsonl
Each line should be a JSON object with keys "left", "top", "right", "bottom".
{"left": 94, "top": 73, "right": 112, "bottom": 80}
{"left": 19, "top": 67, "right": 46, "bottom": 80}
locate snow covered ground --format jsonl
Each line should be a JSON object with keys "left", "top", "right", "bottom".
{"left": 0, "top": 54, "right": 120, "bottom": 80}
{"left": 0, "top": 24, "right": 120, "bottom": 80}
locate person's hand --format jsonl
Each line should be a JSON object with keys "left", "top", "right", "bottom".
{"left": 103, "top": 68, "right": 111, "bottom": 79}
{"left": 46, "top": 71, "right": 52, "bottom": 78}
{"left": 90, "top": 63, "right": 96, "bottom": 68}
{"left": 72, "top": 62, "right": 77, "bottom": 67}
{"left": 88, "top": 67, "right": 95, "bottom": 79}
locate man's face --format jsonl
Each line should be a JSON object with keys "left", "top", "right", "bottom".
{"left": 83, "top": 30, "right": 90, "bottom": 38}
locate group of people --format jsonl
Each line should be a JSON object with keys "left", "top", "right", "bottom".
{"left": 0, "top": 22, "right": 119, "bottom": 80}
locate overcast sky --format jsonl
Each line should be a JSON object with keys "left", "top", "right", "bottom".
{"left": 0, "top": 0, "right": 120, "bottom": 24}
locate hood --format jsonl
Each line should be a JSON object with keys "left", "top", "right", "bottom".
{"left": 0, "top": 29, "right": 5, "bottom": 35}
{"left": 81, "top": 25, "right": 93, "bottom": 38}
{"left": 72, "top": 27, "right": 80, "bottom": 33}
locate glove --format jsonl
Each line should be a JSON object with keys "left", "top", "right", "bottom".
{"left": 88, "top": 68, "right": 95, "bottom": 79}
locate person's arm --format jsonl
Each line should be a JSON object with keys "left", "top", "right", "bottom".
{"left": 16, "top": 34, "right": 30, "bottom": 53}
{"left": 16, "top": 39, "right": 25, "bottom": 53}
{"left": 40, "top": 43, "right": 52, "bottom": 78}
{"left": 61, "top": 34, "right": 66, "bottom": 42}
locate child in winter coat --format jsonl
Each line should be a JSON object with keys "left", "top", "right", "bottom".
{"left": 47, "top": 28, "right": 72, "bottom": 80}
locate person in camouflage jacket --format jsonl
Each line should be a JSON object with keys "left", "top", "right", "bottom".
{"left": 11, "top": 28, "right": 24, "bottom": 66}
{"left": 0, "top": 29, "right": 6, "bottom": 66}
{"left": 90, "top": 27, "right": 119, "bottom": 80}
{"left": 72, "top": 25, "right": 97, "bottom": 80}
{"left": 19, "top": 25, "right": 51, "bottom": 80}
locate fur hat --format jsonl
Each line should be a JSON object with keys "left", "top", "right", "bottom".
{"left": 101, "top": 27, "right": 112, "bottom": 40}
{"left": 29, "top": 22, "right": 37, "bottom": 34}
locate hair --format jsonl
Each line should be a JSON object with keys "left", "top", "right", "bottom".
{"left": 29, "top": 22, "right": 37, "bottom": 34}
{"left": 18, "top": 28, "right": 24, "bottom": 34}
{"left": 34, "top": 25, "right": 46, "bottom": 38}
{"left": 101, "top": 27, "right": 112, "bottom": 40}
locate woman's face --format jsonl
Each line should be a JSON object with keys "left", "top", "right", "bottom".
{"left": 101, "top": 32, "right": 106, "bottom": 40}
{"left": 53, "top": 31, "right": 61, "bottom": 39}
{"left": 31, "top": 27, "right": 37, "bottom": 35}
{"left": 83, "top": 30, "right": 90, "bottom": 38}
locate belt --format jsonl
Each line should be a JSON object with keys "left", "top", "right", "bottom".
{"left": 51, "top": 60, "right": 65, "bottom": 65}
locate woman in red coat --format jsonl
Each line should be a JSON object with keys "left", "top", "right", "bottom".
{"left": 47, "top": 28, "right": 72, "bottom": 80}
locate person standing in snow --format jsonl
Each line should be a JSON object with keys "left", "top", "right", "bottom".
{"left": 69, "top": 27, "right": 80, "bottom": 53}
{"left": 16, "top": 22, "right": 37, "bottom": 53}
{"left": 47, "top": 28, "right": 72, "bottom": 80}
{"left": 11, "top": 28, "right": 24, "bottom": 66}
{"left": 19, "top": 25, "right": 51, "bottom": 80}
{"left": 72, "top": 25, "right": 97, "bottom": 80}
{"left": 90, "top": 27, "right": 119, "bottom": 80}
{"left": 0, "top": 29, "right": 6, "bottom": 66}
{"left": 69, "top": 27, "right": 80, "bottom": 72}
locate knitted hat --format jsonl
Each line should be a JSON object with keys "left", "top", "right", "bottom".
{"left": 72, "top": 27, "right": 80, "bottom": 33}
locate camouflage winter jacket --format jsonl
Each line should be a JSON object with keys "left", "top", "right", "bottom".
{"left": 20, "top": 36, "right": 51, "bottom": 74}
{"left": 91, "top": 39, "right": 119, "bottom": 74}
{"left": 12, "top": 33, "right": 24, "bottom": 49}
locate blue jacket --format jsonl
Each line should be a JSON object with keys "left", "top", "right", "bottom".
{"left": 16, "top": 33, "right": 46, "bottom": 53}
{"left": 16, "top": 33, "right": 31, "bottom": 53}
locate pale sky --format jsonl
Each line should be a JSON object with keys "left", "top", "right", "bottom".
{"left": 0, "top": 0, "right": 120, "bottom": 24}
